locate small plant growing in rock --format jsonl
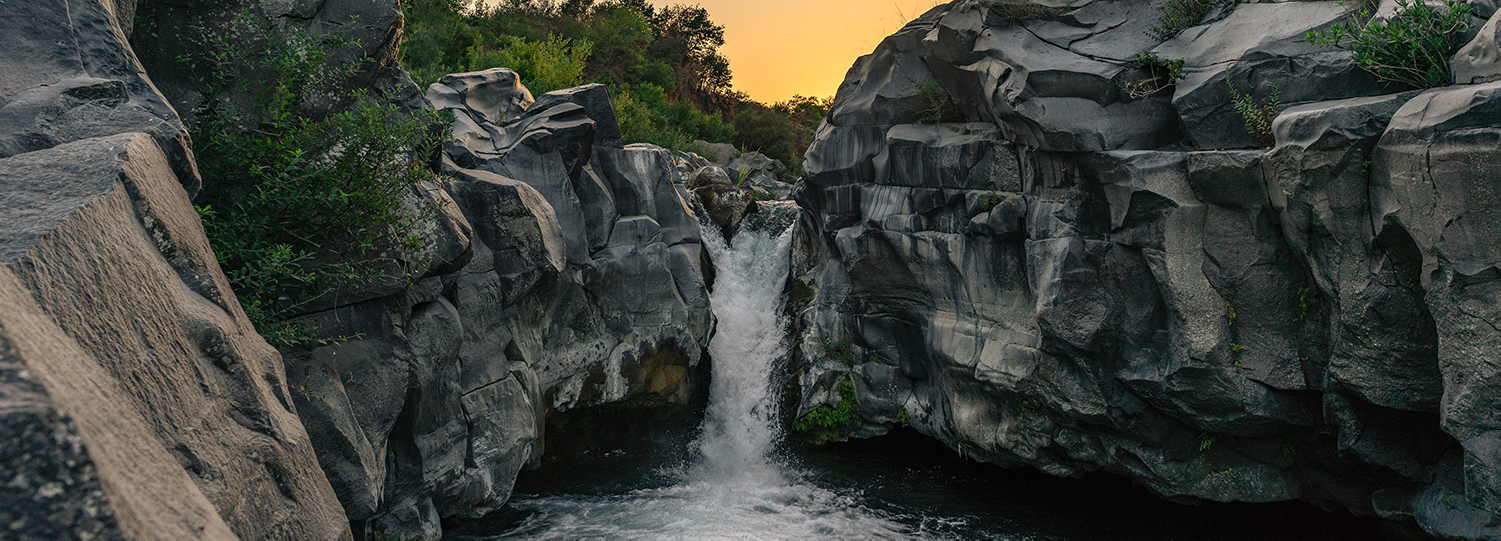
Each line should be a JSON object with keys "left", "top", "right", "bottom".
{"left": 1117, "top": 52, "right": 1187, "bottom": 99}
{"left": 1225, "top": 301, "right": 1239, "bottom": 327}
{"left": 1304, "top": 0, "right": 1473, "bottom": 88}
{"left": 980, "top": 193, "right": 1004, "bottom": 211}
{"left": 1226, "top": 74, "right": 1281, "bottom": 147}
{"left": 794, "top": 379, "right": 866, "bottom": 443}
{"left": 1199, "top": 433, "right": 1216, "bottom": 451}
{"left": 1293, "top": 287, "right": 1319, "bottom": 323}
{"left": 823, "top": 342, "right": 857, "bottom": 365}
{"left": 1148, "top": 0, "right": 1226, "bottom": 41}
{"left": 1231, "top": 343, "right": 1247, "bottom": 354}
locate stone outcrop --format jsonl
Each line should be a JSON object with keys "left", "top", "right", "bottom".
{"left": 791, "top": 0, "right": 1501, "bottom": 537}
{"left": 0, "top": 1, "right": 354, "bottom": 538}
{"left": 0, "top": 134, "right": 351, "bottom": 538}
{"left": 258, "top": 69, "right": 722, "bottom": 538}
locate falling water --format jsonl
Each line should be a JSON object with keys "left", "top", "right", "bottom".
{"left": 494, "top": 218, "right": 916, "bottom": 539}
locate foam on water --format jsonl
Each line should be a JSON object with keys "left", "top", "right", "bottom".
{"left": 500, "top": 220, "right": 917, "bottom": 539}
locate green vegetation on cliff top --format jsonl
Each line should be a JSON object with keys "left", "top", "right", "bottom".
{"left": 399, "top": 0, "right": 829, "bottom": 172}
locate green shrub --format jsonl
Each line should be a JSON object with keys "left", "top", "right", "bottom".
{"left": 465, "top": 34, "right": 593, "bottom": 94}
{"left": 1226, "top": 73, "right": 1281, "bottom": 147}
{"left": 186, "top": 14, "right": 446, "bottom": 345}
{"left": 1148, "top": 0, "right": 1223, "bottom": 41}
{"left": 1304, "top": 0, "right": 1472, "bottom": 88}
{"left": 794, "top": 379, "right": 865, "bottom": 443}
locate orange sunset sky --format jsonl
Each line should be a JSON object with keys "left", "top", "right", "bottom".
{"left": 669, "top": 0, "right": 947, "bottom": 103}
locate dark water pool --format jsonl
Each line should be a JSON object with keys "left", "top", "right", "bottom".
{"left": 444, "top": 428, "right": 1401, "bottom": 540}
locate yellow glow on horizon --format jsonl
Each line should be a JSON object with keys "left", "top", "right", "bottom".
{"left": 681, "top": 0, "right": 947, "bottom": 103}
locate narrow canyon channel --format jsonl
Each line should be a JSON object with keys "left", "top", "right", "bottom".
{"left": 445, "top": 220, "right": 1387, "bottom": 540}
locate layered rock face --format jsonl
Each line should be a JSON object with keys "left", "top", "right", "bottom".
{"left": 793, "top": 0, "right": 1501, "bottom": 536}
{"left": 0, "top": 2, "right": 351, "bottom": 538}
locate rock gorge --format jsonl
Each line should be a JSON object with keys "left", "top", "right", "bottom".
{"left": 3, "top": 0, "right": 1501, "bottom": 539}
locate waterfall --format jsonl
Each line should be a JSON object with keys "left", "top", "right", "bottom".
{"left": 692, "top": 218, "right": 796, "bottom": 485}
{"left": 495, "top": 216, "right": 912, "bottom": 539}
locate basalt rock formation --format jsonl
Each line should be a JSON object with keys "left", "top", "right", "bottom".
{"left": 0, "top": 1, "right": 350, "bottom": 538}
{"left": 789, "top": 0, "right": 1501, "bottom": 537}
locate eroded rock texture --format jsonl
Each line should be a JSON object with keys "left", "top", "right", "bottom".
{"left": 791, "top": 0, "right": 1501, "bottom": 537}
{"left": 0, "top": 1, "right": 353, "bottom": 538}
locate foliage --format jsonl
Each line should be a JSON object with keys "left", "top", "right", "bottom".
{"left": 794, "top": 379, "right": 866, "bottom": 443}
{"left": 1148, "top": 0, "right": 1223, "bottom": 41}
{"left": 1226, "top": 73, "right": 1282, "bottom": 147}
{"left": 1304, "top": 0, "right": 1472, "bottom": 88}
{"left": 613, "top": 83, "right": 736, "bottom": 152}
{"left": 1199, "top": 433, "right": 1216, "bottom": 451}
{"left": 185, "top": 13, "right": 444, "bottom": 345}
{"left": 823, "top": 342, "right": 856, "bottom": 366}
{"left": 1117, "top": 52, "right": 1187, "bottom": 99}
{"left": 464, "top": 34, "right": 592, "bottom": 94}
{"left": 400, "top": 0, "right": 829, "bottom": 176}
{"left": 733, "top": 95, "right": 831, "bottom": 175}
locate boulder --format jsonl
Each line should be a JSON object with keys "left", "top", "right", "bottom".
{"left": 1454, "top": 10, "right": 1501, "bottom": 85}
{"left": 0, "top": 0, "right": 197, "bottom": 192}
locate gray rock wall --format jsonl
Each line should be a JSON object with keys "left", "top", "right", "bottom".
{"left": 792, "top": 0, "right": 1501, "bottom": 536}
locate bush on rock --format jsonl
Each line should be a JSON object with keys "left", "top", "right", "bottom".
{"left": 185, "top": 14, "right": 446, "bottom": 344}
{"left": 1305, "top": 0, "right": 1473, "bottom": 89}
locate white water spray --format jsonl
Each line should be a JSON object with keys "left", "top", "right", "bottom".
{"left": 692, "top": 219, "right": 796, "bottom": 485}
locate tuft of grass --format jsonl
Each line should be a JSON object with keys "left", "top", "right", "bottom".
{"left": 1199, "top": 433, "right": 1216, "bottom": 451}
{"left": 986, "top": 2, "right": 1069, "bottom": 26}
{"left": 906, "top": 77, "right": 963, "bottom": 124}
{"left": 1304, "top": 0, "right": 1472, "bottom": 88}
{"left": 1117, "top": 52, "right": 1187, "bottom": 99}
{"left": 1226, "top": 73, "right": 1282, "bottom": 147}
{"left": 1148, "top": 0, "right": 1225, "bottom": 41}
{"left": 794, "top": 379, "right": 865, "bottom": 443}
